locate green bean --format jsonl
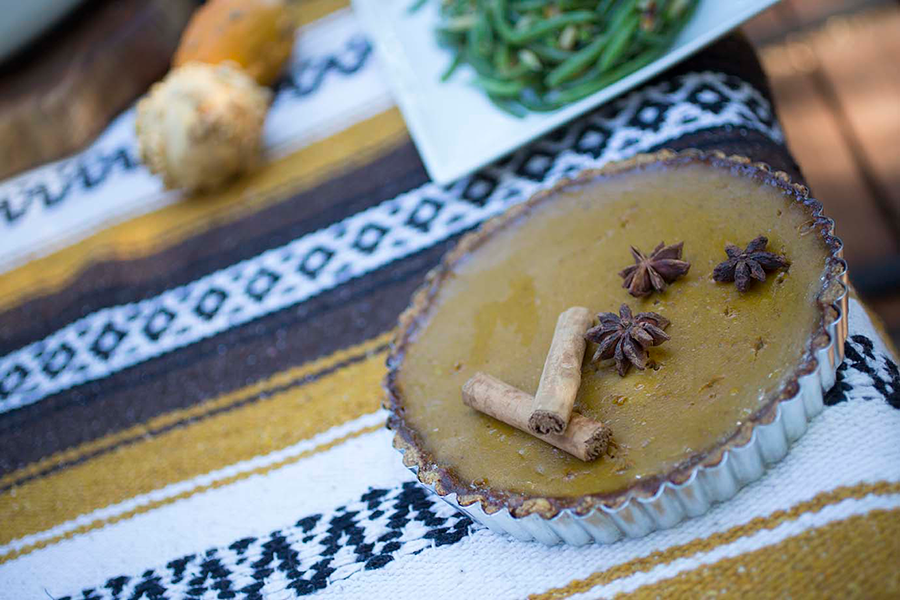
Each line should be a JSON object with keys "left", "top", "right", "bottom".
{"left": 596, "top": 0, "right": 619, "bottom": 17}
{"left": 422, "top": 0, "right": 697, "bottom": 114}
{"left": 441, "top": 52, "right": 463, "bottom": 81}
{"left": 470, "top": 10, "right": 493, "bottom": 56}
{"left": 481, "top": 3, "right": 496, "bottom": 46}
{"left": 518, "top": 89, "right": 565, "bottom": 111}
{"left": 554, "top": 45, "right": 661, "bottom": 103}
{"left": 598, "top": 12, "right": 639, "bottom": 71}
{"left": 557, "top": 61, "right": 604, "bottom": 90}
{"left": 637, "top": 30, "right": 670, "bottom": 46}
{"left": 436, "top": 31, "right": 465, "bottom": 50}
{"left": 436, "top": 16, "right": 477, "bottom": 33}
{"left": 509, "top": 0, "right": 551, "bottom": 10}
{"left": 514, "top": 13, "right": 599, "bottom": 43}
{"left": 407, "top": 0, "right": 429, "bottom": 13}
{"left": 639, "top": 0, "right": 695, "bottom": 47}
{"left": 544, "top": 32, "right": 609, "bottom": 87}
{"left": 557, "top": 0, "right": 600, "bottom": 9}
{"left": 668, "top": 0, "right": 698, "bottom": 31}
{"left": 599, "top": 0, "right": 636, "bottom": 39}
{"left": 667, "top": 0, "right": 691, "bottom": 20}
{"left": 499, "top": 62, "right": 534, "bottom": 79}
{"left": 477, "top": 76, "right": 521, "bottom": 97}
{"left": 487, "top": 94, "right": 528, "bottom": 118}
{"left": 490, "top": 0, "right": 598, "bottom": 45}
{"left": 475, "top": 75, "right": 526, "bottom": 96}
{"left": 530, "top": 44, "right": 575, "bottom": 63}
{"left": 468, "top": 43, "right": 532, "bottom": 80}
{"left": 463, "top": 49, "right": 500, "bottom": 77}
{"left": 444, "top": 0, "right": 472, "bottom": 15}
{"left": 556, "top": 45, "right": 616, "bottom": 89}
{"left": 557, "top": 40, "right": 641, "bottom": 91}
{"left": 494, "top": 43, "right": 513, "bottom": 72}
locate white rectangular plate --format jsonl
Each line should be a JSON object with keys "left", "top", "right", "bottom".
{"left": 352, "top": 0, "right": 779, "bottom": 184}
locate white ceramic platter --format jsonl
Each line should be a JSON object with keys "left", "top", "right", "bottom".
{"left": 351, "top": 0, "right": 780, "bottom": 184}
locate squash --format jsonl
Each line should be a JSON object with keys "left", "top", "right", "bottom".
{"left": 173, "top": 0, "right": 295, "bottom": 86}
{"left": 136, "top": 62, "right": 271, "bottom": 191}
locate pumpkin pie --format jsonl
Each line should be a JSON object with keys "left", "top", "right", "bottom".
{"left": 384, "top": 150, "right": 848, "bottom": 542}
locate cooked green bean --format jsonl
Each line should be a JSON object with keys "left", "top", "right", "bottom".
{"left": 554, "top": 45, "right": 661, "bottom": 103}
{"left": 544, "top": 31, "right": 608, "bottom": 87}
{"left": 518, "top": 89, "right": 565, "bottom": 111}
{"left": 424, "top": 0, "right": 697, "bottom": 116}
{"left": 510, "top": 0, "right": 553, "bottom": 10}
{"left": 598, "top": 12, "right": 639, "bottom": 71}
{"left": 441, "top": 52, "right": 463, "bottom": 81}
{"left": 596, "top": 0, "right": 618, "bottom": 17}
{"left": 491, "top": 1, "right": 598, "bottom": 45}
{"left": 463, "top": 49, "right": 500, "bottom": 77}
{"left": 475, "top": 75, "right": 527, "bottom": 96}
{"left": 530, "top": 44, "right": 575, "bottom": 63}
{"left": 437, "top": 15, "right": 478, "bottom": 33}
{"left": 494, "top": 43, "right": 513, "bottom": 72}
{"left": 487, "top": 94, "right": 529, "bottom": 118}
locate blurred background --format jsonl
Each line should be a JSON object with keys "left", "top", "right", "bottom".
{"left": 1, "top": 0, "right": 898, "bottom": 344}
{"left": 744, "top": 0, "right": 900, "bottom": 347}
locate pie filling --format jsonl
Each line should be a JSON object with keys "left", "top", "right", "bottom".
{"left": 395, "top": 162, "right": 830, "bottom": 498}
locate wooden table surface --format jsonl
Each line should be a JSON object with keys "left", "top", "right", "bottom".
{"left": 746, "top": 0, "right": 900, "bottom": 346}
{"left": 0, "top": 0, "right": 196, "bottom": 180}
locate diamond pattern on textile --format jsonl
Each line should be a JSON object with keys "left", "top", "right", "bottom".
{"left": 59, "top": 482, "right": 475, "bottom": 600}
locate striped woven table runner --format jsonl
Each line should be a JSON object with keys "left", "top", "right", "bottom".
{"left": 1, "top": 4, "right": 898, "bottom": 599}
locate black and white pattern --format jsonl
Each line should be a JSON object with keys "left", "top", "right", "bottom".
{"left": 58, "top": 482, "right": 476, "bottom": 600}
{"left": 0, "top": 71, "right": 782, "bottom": 414}
{"left": 826, "top": 335, "right": 900, "bottom": 409}
{"left": 0, "top": 32, "right": 373, "bottom": 232}
{"left": 0, "top": 17, "right": 387, "bottom": 274}
{"left": 0, "top": 147, "right": 140, "bottom": 227}
{"left": 276, "top": 35, "right": 372, "bottom": 100}
{"left": 54, "top": 333, "right": 899, "bottom": 600}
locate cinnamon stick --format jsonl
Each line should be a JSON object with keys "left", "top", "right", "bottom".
{"left": 462, "top": 372, "right": 610, "bottom": 462}
{"left": 529, "top": 306, "right": 593, "bottom": 435}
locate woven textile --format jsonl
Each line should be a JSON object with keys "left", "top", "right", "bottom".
{"left": 1, "top": 5, "right": 898, "bottom": 599}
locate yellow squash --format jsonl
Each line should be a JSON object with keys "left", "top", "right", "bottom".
{"left": 174, "top": 0, "right": 295, "bottom": 86}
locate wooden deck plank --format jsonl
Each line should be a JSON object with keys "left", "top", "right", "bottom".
{"left": 759, "top": 45, "right": 899, "bottom": 267}
{"left": 785, "top": 0, "right": 893, "bottom": 23}
{"left": 743, "top": 0, "right": 891, "bottom": 45}
{"left": 747, "top": 1, "right": 900, "bottom": 346}
{"left": 741, "top": 5, "right": 787, "bottom": 44}
{"left": 808, "top": 10, "right": 900, "bottom": 225}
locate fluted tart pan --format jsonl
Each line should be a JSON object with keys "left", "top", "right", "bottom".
{"left": 384, "top": 150, "right": 849, "bottom": 545}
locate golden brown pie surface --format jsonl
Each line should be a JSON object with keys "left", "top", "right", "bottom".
{"left": 387, "top": 152, "right": 840, "bottom": 509}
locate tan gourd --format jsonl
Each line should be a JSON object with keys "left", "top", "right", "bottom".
{"left": 173, "top": 0, "right": 295, "bottom": 86}
{"left": 136, "top": 62, "right": 271, "bottom": 192}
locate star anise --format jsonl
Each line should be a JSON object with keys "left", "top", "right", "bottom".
{"left": 619, "top": 241, "right": 691, "bottom": 297}
{"left": 713, "top": 236, "right": 790, "bottom": 292}
{"left": 584, "top": 304, "right": 671, "bottom": 377}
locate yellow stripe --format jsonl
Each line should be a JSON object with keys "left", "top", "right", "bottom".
{"left": 531, "top": 480, "right": 900, "bottom": 600}
{"left": 0, "top": 109, "right": 407, "bottom": 312}
{"left": 1, "top": 422, "right": 384, "bottom": 564}
{"left": 619, "top": 507, "right": 900, "bottom": 600}
{"left": 0, "top": 331, "right": 393, "bottom": 490}
{"left": 291, "top": 0, "right": 351, "bottom": 28}
{"left": 0, "top": 334, "right": 392, "bottom": 548}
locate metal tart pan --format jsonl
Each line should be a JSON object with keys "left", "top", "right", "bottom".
{"left": 387, "top": 150, "right": 849, "bottom": 545}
